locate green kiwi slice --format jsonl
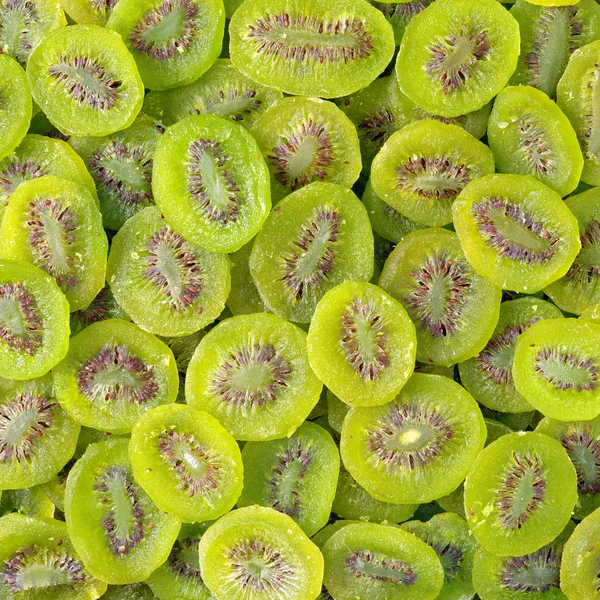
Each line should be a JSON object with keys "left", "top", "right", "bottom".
{"left": 369, "top": 0, "right": 433, "bottom": 45}
{"left": 452, "top": 174, "right": 581, "bottom": 293}
{"left": 185, "top": 313, "right": 322, "bottom": 441}
{"left": 513, "top": 318, "right": 600, "bottom": 421}
{"left": 227, "top": 241, "right": 268, "bottom": 316}
{"left": 0, "top": 175, "right": 108, "bottom": 312}
{"left": 249, "top": 182, "right": 374, "bottom": 324}
{"left": 27, "top": 24, "right": 145, "bottom": 137}
{"left": 152, "top": 113, "right": 271, "bottom": 254}
{"left": 198, "top": 505, "right": 324, "bottom": 600}
{"left": 326, "top": 388, "right": 349, "bottom": 435}
{"left": 458, "top": 297, "right": 563, "bottom": 414}
{"left": 250, "top": 97, "right": 362, "bottom": 202}
{"left": 581, "top": 302, "right": 600, "bottom": 324}
{"left": 488, "top": 85, "right": 584, "bottom": 197}
{"left": 341, "top": 373, "right": 486, "bottom": 504}
{"left": 102, "top": 584, "right": 159, "bottom": 599}
{"left": 0, "top": 513, "right": 107, "bottom": 599}
{"left": 129, "top": 404, "right": 243, "bottom": 523}
{"left": 0, "top": 485, "right": 55, "bottom": 518}
{"left": 464, "top": 431, "right": 577, "bottom": 556}
{"left": 236, "top": 421, "right": 339, "bottom": 537}
{"left": 0, "top": 259, "right": 70, "bottom": 381}
{"left": 371, "top": 119, "right": 495, "bottom": 226}
{"left": 53, "top": 318, "right": 179, "bottom": 433}
{"left": 65, "top": 438, "right": 181, "bottom": 584}
{"left": 229, "top": 0, "right": 395, "bottom": 98}
{"left": 307, "top": 280, "right": 416, "bottom": 408}
{"left": 379, "top": 228, "right": 502, "bottom": 366}
{"left": 322, "top": 521, "right": 444, "bottom": 600}
{"left": 70, "top": 284, "right": 130, "bottom": 336}
{"left": 397, "top": 0, "right": 520, "bottom": 118}
{"left": 60, "top": 0, "right": 120, "bottom": 25}
{"left": 107, "top": 206, "right": 230, "bottom": 337}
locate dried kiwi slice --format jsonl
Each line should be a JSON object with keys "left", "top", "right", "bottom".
{"left": 152, "top": 113, "right": 271, "bottom": 254}
{"left": 464, "top": 431, "right": 577, "bottom": 556}
{"left": 379, "top": 228, "right": 501, "bottom": 366}
{"left": 249, "top": 182, "right": 374, "bottom": 324}
{"left": 513, "top": 318, "right": 600, "bottom": 421}
{"left": 452, "top": 174, "right": 581, "bottom": 293}
{"left": 227, "top": 241, "right": 268, "bottom": 316}
{"left": 107, "top": 206, "right": 230, "bottom": 337}
{"left": 307, "top": 281, "right": 416, "bottom": 408}
{"left": 0, "top": 259, "right": 70, "bottom": 381}
{"left": 236, "top": 421, "right": 339, "bottom": 537}
{"left": 60, "top": 0, "right": 120, "bottom": 25}
{"left": 65, "top": 438, "right": 181, "bottom": 584}
{"left": 129, "top": 404, "right": 243, "bottom": 523}
{"left": 341, "top": 373, "right": 486, "bottom": 504}
{"left": 0, "top": 486, "right": 55, "bottom": 518}
{"left": 0, "top": 175, "right": 108, "bottom": 312}
{"left": 371, "top": 119, "right": 495, "bottom": 226}
{"left": 27, "top": 24, "right": 145, "bottom": 137}
{"left": 229, "top": 0, "right": 395, "bottom": 98}
{"left": 0, "top": 513, "right": 107, "bottom": 599}
{"left": 70, "top": 284, "right": 130, "bottom": 336}
{"left": 369, "top": 0, "right": 433, "bottom": 46}
{"left": 107, "top": 0, "right": 224, "bottom": 90}
{"left": 186, "top": 313, "right": 322, "bottom": 441}
{"left": 53, "top": 318, "right": 179, "bottom": 433}
{"left": 397, "top": 0, "right": 520, "bottom": 117}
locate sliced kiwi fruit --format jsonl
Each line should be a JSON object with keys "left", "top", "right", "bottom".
{"left": 369, "top": 0, "right": 433, "bottom": 45}
{"left": 60, "top": 0, "right": 120, "bottom": 25}
{"left": 227, "top": 241, "right": 268, "bottom": 316}
{"left": 326, "top": 388, "right": 349, "bottom": 435}
{"left": 186, "top": 312, "right": 322, "bottom": 441}
{"left": 465, "top": 431, "right": 577, "bottom": 556}
{"left": 198, "top": 505, "right": 324, "bottom": 600}
{"left": 102, "top": 583, "right": 159, "bottom": 599}
{"left": 379, "top": 227, "right": 502, "bottom": 366}
{"left": 0, "top": 485, "right": 55, "bottom": 518}
{"left": 70, "top": 284, "right": 130, "bottom": 336}
{"left": 581, "top": 303, "right": 600, "bottom": 324}
{"left": 341, "top": 373, "right": 486, "bottom": 504}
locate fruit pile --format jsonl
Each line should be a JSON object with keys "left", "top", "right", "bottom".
{"left": 1, "top": 0, "right": 600, "bottom": 597}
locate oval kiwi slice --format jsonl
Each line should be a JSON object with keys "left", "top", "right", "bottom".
{"left": 65, "top": 438, "right": 181, "bottom": 584}
{"left": 464, "top": 431, "right": 577, "bottom": 557}
{"left": 229, "top": 0, "right": 395, "bottom": 98}
{"left": 27, "top": 24, "right": 145, "bottom": 137}
{"left": 341, "top": 373, "right": 487, "bottom": 504}
{"left": 186, "top": 312, "right": 322, "bottom": 441}
{"left": 152, "top": 113, "right": 271, "bottom": 254}
{"left": 70, "top": 284, "right": 130, "bottom": 336}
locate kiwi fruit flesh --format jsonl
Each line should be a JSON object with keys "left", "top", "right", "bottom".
{"left": 226, "top": 241, "right": 268, "bottom": 316}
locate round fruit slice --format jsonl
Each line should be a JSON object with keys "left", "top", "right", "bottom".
{"left": 226, "top": 241, "right": 268, "bottom": 316}
{"left": 65, "top": 438, "right": 181, "bottom": 584}
{"left": 396, "top": 0, "right": 520, "bottom": 117}
{"left": 27, "top": 24, "right": 145, "bottom": 137}
{"left": 185, "top": 313, "right": 322, "bottom": 441}
{"left": 452, "top": 174, "right": 581, "bottom": 293}
{"left": 60, "top": 0, "right": 119, "bottom": 25}
{"left": 0, "top": 259, "right": 70, "bottom": 381}
{"left": 464, "top": 431, "right": 577, "bottom": 556}
{"left": 70, "top": 284, "right": 130, "bottom": 336}
{"left": 513, "top": 318, "right": 600, "bottom": 421}
{"left": 129, "top": 404, "right": 243, "bottom": 523}
{"left": 229, "top": 0, "right": 395, "bottom": 98}
{"left": 152, "top": 113, "right": 271, "bottom": 253}
{"left": 307, "top": 281, "right": 416, "bottom": 407}
{"left": 53, "top": 318, "right": 179, "bottom": 433}
{"left": 341, "top": 373, "right": 486, "bottom": 504}
{"left": 198, "top": 505, "right": 324, "bottom": 600}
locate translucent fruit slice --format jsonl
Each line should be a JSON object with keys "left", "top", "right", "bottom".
{"left": 60, "top": 0, "right": 120, "bottom": 25}
{"left": 70, "top": 284, "right": 130, "bottom": 336}
{"left": 226, "top": 241, "right": 268, "bottom": 316}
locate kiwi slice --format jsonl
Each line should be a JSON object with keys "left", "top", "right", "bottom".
{"left": 323, "top": 521, "right": 444, "bottom": 600}
{"left": 513, "top": 318, "right": 600, "bottom": 421}
{"left": 65, "top": 438, "right": 181, "bottom": 584}
{"left": 581, "top": 303, "right": 600, "bottom": 324}
{"left": 27, "top": 24, "right": 145, "bottom": 137}
{"left": 0, "top": 485, "right": 55, "bottom": 518}
{"left": 371, "top": 119, "right": 495, "bottom": 226}
{"left": 488, "top": 85, "right": 584, "bottom": 197}
{"left": 249, "top": 182, "right": 374, "bottom": 324}
{"left": 369, "top": 0, "right": 433, "bottom": 45}
{"left": 0, "top": 513, "right": 107, "bottom": 598}
{"left": 227, "top": 241, "right": 268, "bottom": 316}
{"left": 379, "top": 227, "right": 502, "bottom": 366}
{"left": 107, "top": 206, "right": 230, "bottom": 337}
{"left": 0, "top": 175, "right": 108, "bottom": 312}
{"left": 70, "top": 284, "right": 130, "bottom": 336}
{"left": 185, "top": 313, "right": 322, "bottom": 441}
{"left": 152, "top": 113, "right": 270, "bottom": 254}
{"left": 53, "top": 318, "right": 179, "bottom": 433}
{"left": 397, "top": 0, "right": 520, "bottom": 118}
{"left": 129, "top": 404, "right": 243, "bottom": 523}
{"left": 341, "top": 373, "right": 486, "bottom": 504}
{"left": 60, "top": 0, "right": 120, "bottom": 25}
{"left": 198, "top": 505, "right": 324, "bottom": 600}
{"left": 465, "top": 431, "right": 577, "bottom": 556}
{"left": 236, "top": 421, "right": 339, "bottom": 536}
{"left": 326, "top": 388, "right": 349, "bottom": 435}
{"left": 103, "top": 584, "right": 159, "bottom": 599}
{"left": 452, "top": 174, "right": 581, "bottom": 293}
{"left": 229, "top": 0, "right": 395, "bottom": 98}
{"left": 307, "top": 280, "right": 416, "bottom": 408}
{"left": 458, "top": 297, "right": 563, "bottom": 414}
